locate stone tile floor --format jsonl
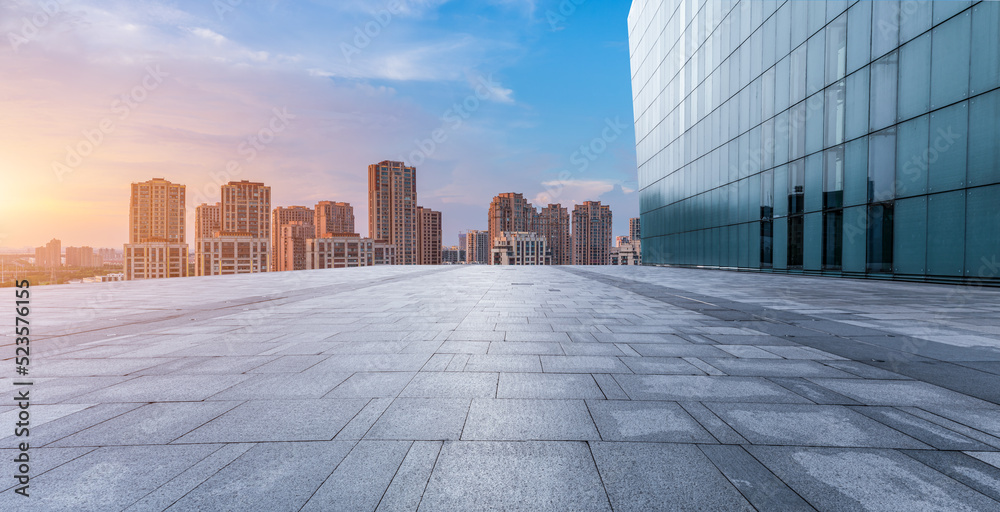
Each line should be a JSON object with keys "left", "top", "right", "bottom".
{"left": 3, "top": 265, "right": 1000, "bottom": 511}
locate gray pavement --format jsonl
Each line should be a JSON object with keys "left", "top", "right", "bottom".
{"left": 3, "top": 265, "right": 1000, "bottom": 511}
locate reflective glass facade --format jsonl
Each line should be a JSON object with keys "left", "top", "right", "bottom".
{"left": 629, "top": 0, "right": 1000, "bottom": 283}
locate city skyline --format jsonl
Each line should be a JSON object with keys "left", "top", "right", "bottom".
{"left": 0, "top": 1, "right": 639, "bottom": 250}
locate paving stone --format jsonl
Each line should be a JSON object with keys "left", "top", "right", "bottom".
{"left": 808, "top": 379, "right": 999, "bottom": 408}
{"left": 615, "top": 375, "right": 812, "bottom": 403}
{"left": 497, "top": 372, "right": 605, "bottom": 399}
{"left": 0, "top": 444, "right": 221, "bottom": 511}
{"left": 698, "top": 445, "right": 815, "bottom": 511}
{"left": 376, "top": 441, "right": 443, "bottom": 511}
{"left": 619, "top": 356, "right": 703, "bottom": 375}
{"left": 540, "top": 355, "right": 632, "bottom": 373}
{"left": 462, "top": 399, "right": 599, "bottom": 441}
{"left": 301, "top": 440, "right": 411, "bottom": 512}
{"left": 20, "top": 265, "right": 1000, "bottom": 510}
{"left": 420, "top": 441, "right": 611, "bottom": 511}
{"left": 325, "top": 372, "right": 416, "bottom": 398}
{"left": 175, "top": 399, "right": 366, "bottom": 443}
{"left": 52, "top": 401, "right": 242, "bottom": 446}
{"left": 749, "top": 446, "right": 1000, "bottom": 511}
{"left": 705, "top": 403, "right": 929, "bottom": 448}
{"left": 399, "top": 372, "right": 498, "bottom": 398}
{"left": 587, "top": 400, "right": 715, "bottom": 442}
{"left": 591, "top": 442, "right": 753, "bottom": 511}
{"left": 464, "top": 354, "right": 542, "bottom": 372}
{"left": 166, "top": 442, "right": 354, "bottom": 511}
{"left": 703, "top": 358, "right": 855, "bottom": 378}
{"left": 366, "top": 398, "right": 470, "bottom": 440}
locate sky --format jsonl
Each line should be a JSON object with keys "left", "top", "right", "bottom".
{"left": 0, "top": 0, "right": 638, "bottom": 249}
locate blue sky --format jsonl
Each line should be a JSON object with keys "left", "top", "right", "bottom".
{"left": 0, "top": 0, "right": 637, "bottom": 247}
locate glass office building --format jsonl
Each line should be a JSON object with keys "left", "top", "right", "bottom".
{"left": 629, "top": 0, "right": 1000, "bottom": 284}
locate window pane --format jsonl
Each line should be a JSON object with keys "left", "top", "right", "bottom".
{"left": 846, "top": 67, "right": 870, "bottom": 141}
{"left": 776, "top": 2, "right": 791, "bottom": 57}
{"left": 806, "top": 152, "right": 823, "bottom": 213}
{"left": 807, "top": 29, "right": 826, "bottom": 95}
{"left": 847, "top": 1, "right": 872, "bottom": 74}
{"left": 791, "top": 0, "right": 808, "bottom": 49}
{"left": 930, "top": 11, "right": 971, "bottom": 109}
{"left": 927, "top": 191, "right": 966, "bottom": 277}
{"left": 867, "top": 203, "right": 894, "bottom": 273}
{"left": 824, "top": 145, "right": 845, "bottom": 209}
{"left": 789, "top": 101, "right": 806, "bottom": 160}
{"left": 806, "top": 92, "right": 824, "bottom": 155}
{"left": 774, "top": 110, "right": 789, "bottom": 166}
{"left": 965, "top": 184, "right": 1000, "bottom": 279}
{"left": 774, "top": 217, "right": 788, "bottom": 269}
{"left": 871, "top": 0, "right": 899, "bottom": 60}
{"left": 759, "top": 220, "right": 771, "bottom": 268}
{"left": 900, "top": 1, "right": 933, "bottom": 43}
{"left": 933, "top": 0, "right": 971, "bottom": 25}
{"left": 790, "top": 45, "right": 807, "bottom": 106}
{"left": 971, "top": 1, "right": 1000, "bottom": 95}
{"left": 895, "top": 115, "right": 929, "bottom": 198}
{"left": 870, "top": 52, "right": 898, "bottom": 132}
{"left": 968, "top": 89, "right": 1000, "bottom": 187}
{"left": 928, "top": 101, "right": 968, "bottom": 193}
{"left": 843, "top": 205, "right": 867, "bottom": 272}
{"left": 788, "top": 215, "right": 804, "bottom": 268}
{"left": 844, "top": 137, "right": 869, "bottom": 207}
{"left": 868, "top": 127, "right": 897, "bottom": 202}
{"left": 826, "top": 13, "right": 848, "bottom": 84}
{"left": 762, "top": 118, "right": 775, "bottom": 170}
{"left": 775, "top": 55, "right": 790, "bottom": 113}
{"left": 774, "top": 165, "right": 788, "bottom": 217}
{"left": 893, "top": 196, "right": 927, "bottom": 275}
{"left": 823, "top": 210, "right": 844, "bottom": 270}
{"left": 825, "top": 81, "right": 846, "bottom": 147}
{"left": 898, "top": 33, "right": 930, "bottom": 122}
{"left": 805, "top": 212, "right": 822, "bottom": 270}
{"left": 788, "top": 159, "right": 805, "bottom": 215}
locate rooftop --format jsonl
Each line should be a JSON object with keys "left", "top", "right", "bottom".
{"left": 4, "top": 266, "right": 1000, "bottom": 510}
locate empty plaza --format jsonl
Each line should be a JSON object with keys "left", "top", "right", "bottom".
{"left": 4, "top": 265, "right": 1000, "bottom": 511}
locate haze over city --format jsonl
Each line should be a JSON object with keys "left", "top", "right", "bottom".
{"left": 0, "top": 0, "right": 637, "bottom": 249}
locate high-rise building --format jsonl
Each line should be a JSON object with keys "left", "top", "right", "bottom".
{"left": 629, "top": 217, "right": 641, "bottom": 241}
{"left": 491, "top": 232, "right": 551, "bottom": 266}
{"left": 611, "top": 240, "right": 641, "bottom": 266}
{"left": 538, "top": 204, "right": 572, "bottom": 265}
{"left": 572, "top": 201, "right": 612, "bottom": 265}
{"left": 195, "top": 203, "right": 221, "bottom": 241}
{"left": 442, "top": 246, "right": 466, "bottom": 264}
{"left": 34, "top": 239, "right": 61, "bottom": 268}
{"left": 272, "top": 206, "right": 315, "bottom": 271}
{"left": 124, "top": 178, "right": 188, "bottom": 279}
{"left": 458, "top": 233, "right": 468, "bottom": 252}
{"left": 195, "top": 180, "right": 271, "bottom": 275}
{"left": 487, "top": 193, "right": 539, "bottom": 258}
{"left": 314, "top": 201, "right": 355, "bottom": 237}
{"left": 194, "top": 203, "right": 221, "bottom": 276}
{"left": 66, "top": 246, "right": 102, "bottom": 267}
{"left": 630, "top": 0, "right": 1000, "bottom": 283}
{"left": 276, "top": 222, "right": 314, "bottom": 272}
{"left": 369, "top": 160, "right": 418, "bottom": 265}
{"left": 466, "top": 230, "right": 491, "bottom": 264}
{"left": 416, "top": 206, "right": 442, "bottom": 265}
{"left": 305, "top": 235, "right": 396, "bottom": 269}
